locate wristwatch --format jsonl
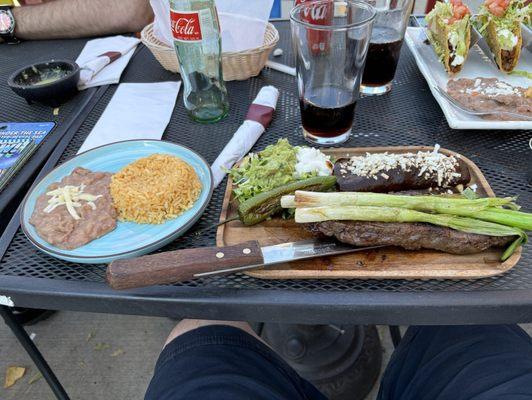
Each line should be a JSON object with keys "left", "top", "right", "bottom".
{"left": 0, "top": 5, "right": 19, "bottom": 44}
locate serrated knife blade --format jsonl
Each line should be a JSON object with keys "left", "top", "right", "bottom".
{"left": 472, "top": 26, "right": 501, "bottom": 68}
{"left": 193, "top": 240, "right": 385, "bottom": 277}
{"left": 522, "top": 23, "right": 532, "bottom": 52}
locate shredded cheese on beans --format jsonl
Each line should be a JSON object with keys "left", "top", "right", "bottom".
{"left": 44, "top": 184, "right": 102, "bottom": 220}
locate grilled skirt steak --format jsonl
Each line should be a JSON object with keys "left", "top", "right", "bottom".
{"left": 304, "top": 221, "right": 513, "bottom": 254}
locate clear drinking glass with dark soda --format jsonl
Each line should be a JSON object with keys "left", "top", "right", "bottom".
{"left": 360, "top": 0, "right": 413, "bottom": 96}
{"left": 290, "top": 0, "right": 376, "bottom": 145}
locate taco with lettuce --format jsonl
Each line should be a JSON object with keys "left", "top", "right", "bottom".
{"left": 477, "top": 0, "right": 531, "bottom": 72}
{"left": 425, "top": 0, "right": 472, "bottom": 74}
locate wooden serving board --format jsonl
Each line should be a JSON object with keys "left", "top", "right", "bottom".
{"left": 216, "top": 146, "right": 522, "bottom": 280}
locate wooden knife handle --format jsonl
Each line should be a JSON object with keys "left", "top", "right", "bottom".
{"left": 106, "top": 241, "right": 263, "bottom": 290}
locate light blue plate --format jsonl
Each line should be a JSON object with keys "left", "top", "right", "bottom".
{"left": 21, "top": 140, "right": 213, "bottom": 264}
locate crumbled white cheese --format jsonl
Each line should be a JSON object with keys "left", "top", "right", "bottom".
{"left": 465, "top": 80, "right": 522, "bottom": 97}
{"left": 295, "top": 147, "right": 333, "bottom": 178}
{"left": 338, "top": 145, "right": 461, "bottom": 187}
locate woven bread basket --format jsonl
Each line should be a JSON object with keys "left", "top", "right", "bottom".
{"left": 141, "top": 22, "right": 279, "bottom": 81}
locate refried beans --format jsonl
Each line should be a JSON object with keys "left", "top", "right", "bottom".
{"left": 29, "top": 167, "right": 117, "bottom": 250}
{"left": 446, "top": 77, "right": 532, "bottom": 120}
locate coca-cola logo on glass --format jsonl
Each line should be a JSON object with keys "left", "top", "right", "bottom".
{"left": 170, "top": 10, "right": 202, "bottom": 41}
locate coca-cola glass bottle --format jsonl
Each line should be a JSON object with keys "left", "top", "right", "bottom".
{"left": 169, "top": 0, "right": 229, "bottom": 123}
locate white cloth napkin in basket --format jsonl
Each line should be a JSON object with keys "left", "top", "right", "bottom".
{"left": 149, "top": 0, "right": 273, "bottom": 52}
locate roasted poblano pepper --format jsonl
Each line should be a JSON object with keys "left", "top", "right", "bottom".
{"left": 237, "top": 176, "right": 336, "bottom": 226}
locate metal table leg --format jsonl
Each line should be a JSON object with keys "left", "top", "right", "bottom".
{"left": 389, "top": 325, "right": 402, "bottom": 348}
{"left": 0, "top": 306, "right": 70, "bottom": 400}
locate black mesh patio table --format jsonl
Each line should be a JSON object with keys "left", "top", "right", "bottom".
{"left": 0, "top": 21, "right": 531, "bottom": 326}
{"left": 0, "top": 39, "right": 104, "bottom": 230}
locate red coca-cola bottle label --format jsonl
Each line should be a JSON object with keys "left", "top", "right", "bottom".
{"left": 294, "top": 0, "right": 333, "bottom": 54}
{"left": 170, "top": 10, "right": 203, "bottom": 41}
{"left": 296, "top": 0, "right": 332, "bottom": 25}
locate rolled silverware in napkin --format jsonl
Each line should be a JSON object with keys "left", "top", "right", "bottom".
{"left": 76, "top": 36, "right": 140, "bottom": 90}
{"left": 211, "top": 86, "right": 280, "bottom": 187}
{"left": 79, "top": 45, "right": 137, "bottom": 85}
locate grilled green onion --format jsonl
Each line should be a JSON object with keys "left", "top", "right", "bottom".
{"left": 289, "top": 191, "right": 532, "bottom": 230}
{"left": 292, "top": 191, "right": 516, "bottom": 211}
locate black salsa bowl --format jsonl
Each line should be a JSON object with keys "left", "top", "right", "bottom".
{"left": 8, "top": 59, "right": 80, "bottom": 107}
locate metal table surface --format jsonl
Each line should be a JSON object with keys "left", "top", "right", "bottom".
{"left": 0, "top": 22, "right": 531, "bottom": 325}
{"left": 0, "top": 39, "right": 103, "bottom": 231}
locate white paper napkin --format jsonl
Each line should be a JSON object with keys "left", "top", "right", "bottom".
{"left": 77, "top": 82, "right": 181, "bottom": 154}
{"left": 76, "top": 36, "right": 141, "bottom": 90}
{"left": 211, "top": 86, "right": 279, "bottom": 187}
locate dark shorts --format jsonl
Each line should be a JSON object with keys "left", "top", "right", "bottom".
{"left": 146, "top": 324, "right": 532, "bottom": 400}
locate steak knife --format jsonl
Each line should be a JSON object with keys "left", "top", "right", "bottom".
{"left": 522, "top": 23, "right": 532, "bottom": 52}
{"left": 471, "top": 26, "right": 501, "bottom": 69}
{"left": 106, "top": 240, "right": 384, "bottom": 290}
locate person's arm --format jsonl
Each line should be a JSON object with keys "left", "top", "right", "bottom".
{"left": 12, "top": 0, "right": 154, "bottom": 40}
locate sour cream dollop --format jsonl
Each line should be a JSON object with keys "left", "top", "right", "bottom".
{"left": 451, "top": 54, "right": 465, "bottom": 67}
{"left": 447, "top": 31, "right": 465, "bottom": 66}
{"left": 448, "top": 31, "right": 460, "bottom": 48}
{"left": 295, "top": 147, "right": 333, "bottom": 178}
{"left": 497, "top": 28, "right": 518, "bottom": 51}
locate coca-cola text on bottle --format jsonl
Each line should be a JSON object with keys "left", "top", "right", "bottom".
{"left": 294, "top": 0, "right": 333, "bottom": 54}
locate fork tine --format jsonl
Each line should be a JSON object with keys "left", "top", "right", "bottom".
{"left": 434, "top": 86, "right": 481, "bottom": 115}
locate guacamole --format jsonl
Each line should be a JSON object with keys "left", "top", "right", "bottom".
{"left": 228, "top": 139, "right": 332, "bottom": 203}
{"left": 228, "top": 139, "right": 299, "bottom": 202}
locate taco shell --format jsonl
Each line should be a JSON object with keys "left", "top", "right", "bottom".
{"left": 427, "top": 19, "right": 471, "bottom": 74}
{"left": 484, "top": 21, "right": 522, "bottom": 72}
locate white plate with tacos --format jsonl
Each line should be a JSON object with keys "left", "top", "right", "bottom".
{"left": 405, "top": 1, "right": 531, "bottom": 130}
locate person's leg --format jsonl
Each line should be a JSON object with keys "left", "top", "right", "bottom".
{"left": 378, "top": 325, "right": 532, "bottom": 400}
{"left": 164, "top": 319, "right": 264, "bottom": 346}
{"left": 146, "top": 319, "right": 327, "bottom": 400}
